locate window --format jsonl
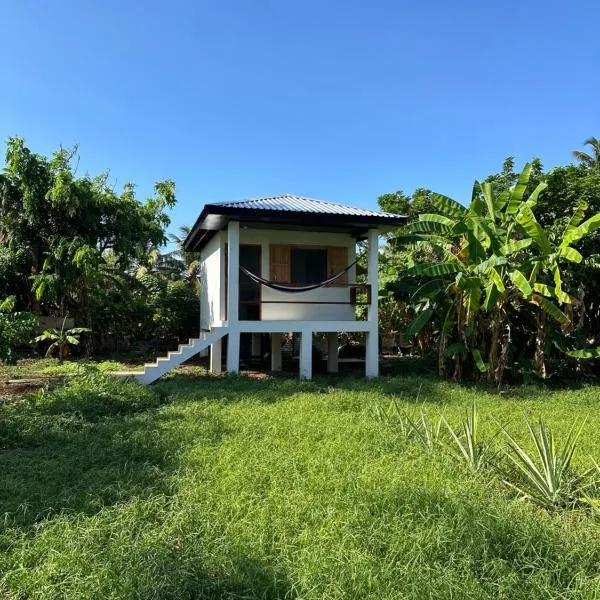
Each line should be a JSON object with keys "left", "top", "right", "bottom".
{"left": 270, "top": 245, "right": 349, "bottom": 285}
{"left": 291, "top": 248, "right": 327, "bottom": 284}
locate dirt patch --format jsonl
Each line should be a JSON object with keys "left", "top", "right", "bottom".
{"left": 0, "top": 376, "right": 63, "bottom": 402}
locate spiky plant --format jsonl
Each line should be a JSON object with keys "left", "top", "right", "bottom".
{"left": 442, "top": 402, "right": 487, "bottom": 471}
{"left": 502, "top": 419, "right": 599, "bottom": 509}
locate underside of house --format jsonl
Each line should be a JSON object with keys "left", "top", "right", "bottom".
{"left": 134, "top": 195, "right": 405, "bottom": 384}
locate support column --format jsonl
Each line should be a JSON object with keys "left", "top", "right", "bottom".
{"left": 365, "top": 330, "right": 379, "bottom": 378}
{"left": 299, "top": 331, "right": 313, "bottom": 380}
{"left": 327, "top": 332, "right": 339, "bottom": 374}
{"left": 210, "top": 339, "right": 222, "bottom": 374}
{"left": 226, "top": 221, "right": 240, "bottom": 325}
{"left": 366, "top": 228, "right": 379, "bottom": 378}
{"left": 226, "top": 331, "right": 240, "bottom": 374}
{"left": 270, "top": 333, "right": 282, "bottom": 372}
{"left": 226, "top": 221, "right": 240, "bottom": 373}
{"left": 251, "top": 333, "right": 261, "bottom": 358}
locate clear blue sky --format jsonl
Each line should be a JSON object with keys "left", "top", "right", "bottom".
{"left": 2, "top": 0, "right": 599, "bottom": 244}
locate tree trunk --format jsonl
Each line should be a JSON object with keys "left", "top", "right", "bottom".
{"left": 534, "top": 310, "right": 547, "bottom": 379}
{"left": 438, "top": 331, "right": 447, "bottom": 377}
{"left": 487, "top": 305, "right": 502, "bottom": 384}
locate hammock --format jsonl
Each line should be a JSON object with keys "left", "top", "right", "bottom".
{"left": 239, "top": 260, "right": 357, "bottom": 294}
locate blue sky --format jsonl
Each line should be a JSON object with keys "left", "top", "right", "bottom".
{"left": 2, "top": 0, "right": 599, "bottom": 245}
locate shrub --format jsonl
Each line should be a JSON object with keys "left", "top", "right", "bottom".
{"left": 0, "top": 296, "right": 38, "bottom": 364}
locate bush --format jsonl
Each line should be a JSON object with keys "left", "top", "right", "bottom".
{"left": 0, "top": 296, "right": 38, "bottom": 363}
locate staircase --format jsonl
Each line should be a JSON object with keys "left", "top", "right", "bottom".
{"left": 132, "top": 327, "right": 227, "bottom": 385}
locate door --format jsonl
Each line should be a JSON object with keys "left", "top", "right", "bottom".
{"left": 239, "top": 244, "right": 261, "bottom": 321}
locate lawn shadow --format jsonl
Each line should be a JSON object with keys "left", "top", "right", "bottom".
{"left": 0, "top": 397, "right": 229, "bottom": 530}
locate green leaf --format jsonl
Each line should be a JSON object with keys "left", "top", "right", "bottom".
{"left": 566, "top": 348, "right": 600, "bottom": 359}
{"left": 483, "top": 282, "right": 501, "bottom": 312}
{"left": 406, "top": 307, "right": 434, "bottom": 338}
{"left": 466, "top": 230, "right": 486, "bottom": 263}
{"left": 430, "top": 193, "right": 467, "bottom": 218}
{"left": 472, "top": 255, "right": 507, "bottom": 275}
{"left": 562, "top": 214, "right": 600, "bottom": 247}
{"left": 488, "top": 267, "right": 505, "bottom": 292}
{"left": 509, "top": 269, "right": 533, "bottom": 297}
{"left": 530, "top": 294, "right": 570, "bottom": 325}
{"left": 552, "top": 266, "right": 571, "bottom": 304}
{"left": 563, "top": 201, "right": 588, "bottom": 239}
{"left": 445, "top": 342, "right": 465, "bottom": 357}
{"left": 479, "top": 181, "right": 495, "bottom": 220}
{"left": 523, "top": 182, "right": 548, "bottom": 210}
{"left": 533, "top": 283, "right": 554, "bottom": 297}
{"left": 411, "top": 279, "right": 447, "bottom": 300}
{"left": 0, "top": 296, "right": 16, "bottom": 312}
{"left": 506, "top": 163, "right": 532, "bottom": 214}
{"left": 409, "top": 220, "right": 453, "bottom": 235}
{"left": 407, "top": 262, "right": 464, "bottom": 277}
{"left": 494, "top": 189, "right": 510, "bottom": 213}
{"left": 472, "top": 349, "right": 489, "bottom": 372}
{"left": 500, "top": 238, "right": 533, "bottom": 256}
{"left": 559, "top": 246, "right": 583, "bottom": 263}
{"left": 468, "top": 285, "right": 481, "bottom": 313}
{"left": 517, "top": 206, "right": 551, "bottom": 253}
{"left": 418, "top": 213, "right": 457, "bottom": 227}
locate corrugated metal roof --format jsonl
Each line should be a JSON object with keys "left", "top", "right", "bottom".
{"left": 209, "top": 194, "right": 402, "bottom": 219}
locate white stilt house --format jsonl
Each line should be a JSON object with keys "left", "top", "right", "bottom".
{"left": 134, "top": 195, "right": 404, "bottom": 384}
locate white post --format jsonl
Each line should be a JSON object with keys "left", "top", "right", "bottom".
{"left": 210, "top": 339, "right": 222, "bottom": 374}
{"left": 226, "top": 221, "right": 240, "bottom": 373}
{"left": 366, "top": 228, "right": 379, "bottom": 378}
{"left": 271, "top": 333, "right": 282, "bottom": 372}
{"left": 327, "top": 332, "right": 338, "bottom": 374}
{"left": 299, "top": 330, "right": 313, "bottom": 380}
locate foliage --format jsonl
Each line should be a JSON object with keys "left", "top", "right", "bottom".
{"left": 502, "top": 419, "right": 600, "bottom": 510}
{"left": 0, "top": 296, "right": 38, "bottom": 364}
{"left": 442, "top": 402, "right": 487, "bottom": 471}
{"left": 387, "top": 162, "right": 600, "bottom": 384}
{"left": 0, "top": 137, "right": 178, "bottom": 351}
{"left": 35, "top": 318, "right": 92, "bottom": 363}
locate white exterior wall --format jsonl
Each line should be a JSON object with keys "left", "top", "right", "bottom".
{"left": 239, "top": 228, "right": 357, "bottom": 321}
{"left": 199, "top": 232, "right": 226, "bottom": 329}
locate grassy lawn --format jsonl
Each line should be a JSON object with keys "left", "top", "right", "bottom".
{"left": 1, "top": 364, "right": 600, "bottom": 598}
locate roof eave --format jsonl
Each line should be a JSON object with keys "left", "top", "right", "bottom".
{"left": 183, "top": 205, "right": 406, "bottom": 252}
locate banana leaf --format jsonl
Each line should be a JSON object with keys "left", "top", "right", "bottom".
{"left": 430, "top": 193, "right": 467, "bottom": 218}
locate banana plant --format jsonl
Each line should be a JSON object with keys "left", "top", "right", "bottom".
{"left": 401, "top": 163, "right": 600, "bottom": 384}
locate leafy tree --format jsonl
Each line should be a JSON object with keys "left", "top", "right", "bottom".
{"left": 400, "top": 163, "right": 600, "bottom": 384}
{"left": 573, "top": 137, "right": 600, "bottom": 171}
{"left": 0, "top": 138, "right": 177, "bottom": 351}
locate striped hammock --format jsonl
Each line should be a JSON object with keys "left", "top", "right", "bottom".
{"left": 239, "top": 261, "right": 357, "bottom": 294}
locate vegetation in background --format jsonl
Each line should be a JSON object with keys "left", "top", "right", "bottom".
{"left": 0, "top": 138, "right": 198, "bottom": 357}
{"left": 379, "top": 138, "right": 600, "bottom": 384}
{"left": 0, "top": 296, "right": 38, "bottom": 364}
{"left": 34, "top": 318, "right": 92, "bottom": 363}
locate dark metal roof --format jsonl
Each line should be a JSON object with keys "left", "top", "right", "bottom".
{"left": 184, "top": 194, "right": 406, "bottom": 252}
{"left": 210, "top": 194, "right": 402, "bottom": 218}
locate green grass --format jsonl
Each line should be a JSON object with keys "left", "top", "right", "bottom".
{"left": 2, "top": 369, "right": 600, "bottom": 598}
